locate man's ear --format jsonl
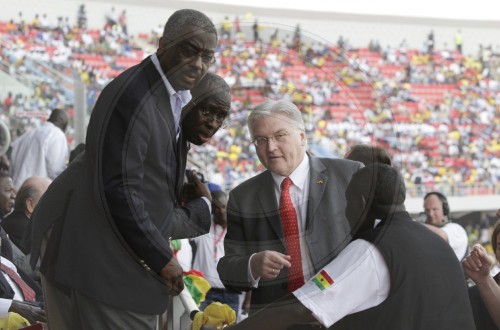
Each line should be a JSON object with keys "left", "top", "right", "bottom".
{"left": 299, "top": 130, "right": 307, "bottom": 147}
{"left": 26, "top": 198, "right": 35, "bottom": 216}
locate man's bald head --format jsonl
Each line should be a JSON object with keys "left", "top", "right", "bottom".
{"left": 15, "top": 176, "right": 52, "bottom": 217}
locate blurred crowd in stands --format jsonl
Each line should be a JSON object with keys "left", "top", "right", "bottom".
{"left": 0, "top": 9, "right": 499, "bottom": 196}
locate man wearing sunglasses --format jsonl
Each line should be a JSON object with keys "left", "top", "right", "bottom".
{"left": 27, "top": 9, "right": 219, "bottom": 329}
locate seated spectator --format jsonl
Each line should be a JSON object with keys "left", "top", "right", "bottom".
{"left": 3, "top": 177, "right": 51, "bottom": 248}
{"left": 0, "top": 256, "right": 45, "bottom": 325}
{"left": 2, "top": 176, "right": 51, "bottom": 283}
{"left": 463, "top": 210, "right": 500, "bottom": 329}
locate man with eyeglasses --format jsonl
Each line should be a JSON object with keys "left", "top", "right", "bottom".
{"left": 217, "top": 100, "right": 363, "bottom": 324}
{"left": 26, "top": 9, "right": 219, "bottom": 329}
{"left": 181, "top": 72, "right": 231, "bottom": 145}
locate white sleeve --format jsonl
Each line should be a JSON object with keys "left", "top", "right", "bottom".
{"left": 45, "top": 131, "right": 68, "bottom": 179}
{"left": 293, "top": 239, "right": 389, "bottom": 328}
{"left": 442, "top": 223, "right": 468, "bottom": 259}
{"left": 0, "top": 298, "right": 12, "bottom": 318}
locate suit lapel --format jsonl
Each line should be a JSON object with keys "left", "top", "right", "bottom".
{"left": 144, "top": 57, "right": 185, "bottom": 199}
{"left": 306, "top": 156, "right": 328, "bottom": 228}
{"left": 175, "top": 133, "right": 188, "bottom": 199}
{"left": 257, "top": 171, "right": 285, "bottom": 241}
{"left": 144, "top": 57, "right": 177, "bottom": 149}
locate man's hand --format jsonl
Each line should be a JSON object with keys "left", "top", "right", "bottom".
{"left": 10, "top": 300, "right": 46, "bottom": 324}
{"left": 463, "top": 244, "right": 494, "bottom": 284}
{"left": 160, "top": 258, "right": 184, "bottom": 295}
{"left": 189, "top": 170, "right": 212, "bottom": 203}
{"left": 250, "top": 250, "right": 291, "bottom": 280}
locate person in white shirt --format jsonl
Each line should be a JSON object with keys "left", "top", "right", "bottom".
{"left": 423, "top": 191, "right": 469, "bottom": 260}
{"left": 191, "top": 190, "right": 240, "bottom": 313}
{"left": 10, "top": 109, "right": 69, "bottom": 188}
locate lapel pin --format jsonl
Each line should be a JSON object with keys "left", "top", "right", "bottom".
{"left": 316, "top": 179, "right": 324, "bottom": 184}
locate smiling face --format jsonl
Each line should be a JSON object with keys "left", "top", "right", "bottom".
{"left": 251, "top": 114, "right": 306, "bottom": 177}
{"left": 156, "top": 25, "right": 217, "bottom": 91}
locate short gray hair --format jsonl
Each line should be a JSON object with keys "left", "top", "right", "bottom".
{"left": 163, "top": 9, "right": 217, "bottom": 42}
{"left": 247, "top": 100, "right": 305, "bottom": 137}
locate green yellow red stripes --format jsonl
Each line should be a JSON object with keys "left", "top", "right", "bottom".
{"left": 312, "top": 270, "right": 334, "bottom": 291}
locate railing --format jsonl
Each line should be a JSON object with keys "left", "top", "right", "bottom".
{"left": 406, "top": 182, "right": 500, "bottom": 198}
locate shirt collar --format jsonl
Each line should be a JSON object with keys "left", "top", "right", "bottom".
{"left": 150, "top": 53, "right": 192, "bottom": 106}
{"left": 272, "top": 154, "right": 310, "bottom": 191}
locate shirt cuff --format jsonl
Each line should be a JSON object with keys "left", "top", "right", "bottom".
{"left": 248, "top": 253, "right": 260, "bottom": 287}
{"left": 0, "top": 298, "right": 13, "bottom": 318}
{"left": 201, "top": 196, "right": 212, "bottom": 214}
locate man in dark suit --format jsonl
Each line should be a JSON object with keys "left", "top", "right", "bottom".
{"left": 217, "top": 100, "right": 363, "bottom": 316}
{"left": 27, "top": 9, "right": 219, "bottom": 329}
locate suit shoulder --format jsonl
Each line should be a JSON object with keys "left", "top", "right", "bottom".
{"left": 314, "top": 157, "right": 363, "bottom": 171}
{"left": 230, "top": 171, "right": 270, "bottom": 196}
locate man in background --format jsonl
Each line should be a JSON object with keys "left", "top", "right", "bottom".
{"left": 3, "top": 176, "right": 51, "bottom": 282}
{"left": 10, "top": 109, "right": 68, "bottom": 188}
{"left": 3, "top": 177, "right": 51, "bottom": 248}
{"left": 423, "top": 191, "right": 468, "bottom": 260}
{"left": 191, "top": 190, "right": 240, "bottom": 314}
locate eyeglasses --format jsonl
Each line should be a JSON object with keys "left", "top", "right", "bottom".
{"left": 251, "top": 132, "right": 290, "bottom": 147}
{"left": 200, "top": 108, "right": 228, "bottom": 127}
{"left": 177, "top": 43, "right": 216, "bottom": 65}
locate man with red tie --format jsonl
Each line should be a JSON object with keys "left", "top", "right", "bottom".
{"left": 217, "top": 100, "right": 362, "bottom": 326}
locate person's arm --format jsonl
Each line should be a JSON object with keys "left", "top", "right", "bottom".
{"left": 217, "top": 192, "right": 256, "bottom": 291}
{"left": 218, "top": 240, "right": 389, "bottom": 329}
{"left": 423, "top": 223, "right": 448, "bottom": 241}
{"left": 293, "top": 239, "right": 389, "bottom": 327}
{"left": 463, "top": 244, "right": 500, "bottom": 328}
{"left": 9, "top": 301, "right": 46, "bottom": 324}
{"left": 171, "top": 172, "right": 212, "bottom": 239}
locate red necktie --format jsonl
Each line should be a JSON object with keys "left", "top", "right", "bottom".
{"left": 279, "top": 177, "right": 304, "bottom": 293}
{"left": 0, "top": 263, "right": 36, "bottom": 302}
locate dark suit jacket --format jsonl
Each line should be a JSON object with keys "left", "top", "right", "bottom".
{"left": 218, "top": 156, "right": 362, "bottom": 312}
{"left": 2, "top": 210, "right": 29, "bottom": 248}
{"left": 28, "top": 56, "right": 211, "bottom": 314}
